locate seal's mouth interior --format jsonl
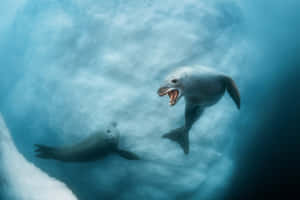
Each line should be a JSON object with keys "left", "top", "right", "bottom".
{"left": 158, "top": 87, "right": 179, "bottom": 106}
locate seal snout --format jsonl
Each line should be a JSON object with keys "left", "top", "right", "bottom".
{"left": 157, "top": 86, "right": 169, "bottom": 96}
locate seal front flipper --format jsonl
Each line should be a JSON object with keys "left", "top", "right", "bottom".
{"left": 162, "top": 127, "right": 189, "bottom": 154}
{"left": 116, "top": 149, "right": 140, "bottom": 160}
{"left": 34, "top": 144, "right": 59, "bottom": 159}
{"left": 223, "top": 76, "right": 241, "bottom": 109}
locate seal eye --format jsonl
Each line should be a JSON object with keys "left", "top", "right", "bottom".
{"left": 106, "top": 129, "right": 111, "bottom": 133}
{"left": 171, "top": 79, "right": 178, "bottom": 84}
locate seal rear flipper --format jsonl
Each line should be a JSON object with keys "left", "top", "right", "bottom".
{"left": 162, "top": 127, "right": 189, "bottom": 154}
{"left": 34, "top": 144, "right": 58, "bottom": 160}
{"left": 116, "top": 149, "right": 140, "bottom": 160}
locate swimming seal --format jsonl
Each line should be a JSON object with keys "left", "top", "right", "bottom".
{"left": 35, "top": 123, "right": 140, "bottom": 161}
{"left": 157, "top": 66, "right": 240, "bottom": 154}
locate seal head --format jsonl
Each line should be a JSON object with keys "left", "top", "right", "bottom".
{"left": 157, "top": 68, "right": 192, "bottom": 106}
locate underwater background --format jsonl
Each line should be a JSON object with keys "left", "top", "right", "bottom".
{"left": 0, "top": 0, "right": 299, "bottom": 200}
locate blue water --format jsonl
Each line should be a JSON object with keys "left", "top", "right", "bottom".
{"left": 0, "top": 0, "right": 299, "bottom": 200}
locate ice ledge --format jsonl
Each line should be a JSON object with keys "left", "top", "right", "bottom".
{"left": 0, "top": 114, "right": 78, "bottom": 200}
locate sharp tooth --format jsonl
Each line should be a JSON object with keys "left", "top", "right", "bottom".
{"left": 166, "top": 90, "right": 178, "bottom": 106}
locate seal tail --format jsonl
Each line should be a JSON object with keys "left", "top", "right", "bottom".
{"left": 224, "top": 76, "right": 241, "bottom": 109}
{"left": 34, "top": 144, "right": 59, "bottom": 160}
{"left": 116, "top": 149, "right": 140, "bottom": 160}
{"left": 162, "top": 127, "right": 189, "bottom": 154}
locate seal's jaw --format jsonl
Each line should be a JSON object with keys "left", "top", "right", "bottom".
{"left": 157, "top": 87, "right": 182, "bottom": 106}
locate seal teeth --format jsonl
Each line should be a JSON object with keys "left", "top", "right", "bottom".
{"left": 168, "top": 90, "right": 178, "bottom": 106}
{"left": 169, "top": 92, "right": 174, "bottom": 104}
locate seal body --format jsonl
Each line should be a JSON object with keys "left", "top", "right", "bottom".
{"left": 158, "top": 66, "right": 240, "bottom": 154}
{"left": 35, "top": 123, "right": 139, "bottom": 162}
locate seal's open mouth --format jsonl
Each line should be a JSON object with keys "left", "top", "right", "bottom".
{"left": 157, "top": 87, "right": 180, "bottom": 106}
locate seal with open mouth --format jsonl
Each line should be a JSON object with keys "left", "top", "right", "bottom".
{"left": 158, "top": 66, "right": 240, "bottom": 154}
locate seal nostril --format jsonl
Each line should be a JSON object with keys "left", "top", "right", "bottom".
{"left": 107, "top": 129, "right": 111, "bottom": 133}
